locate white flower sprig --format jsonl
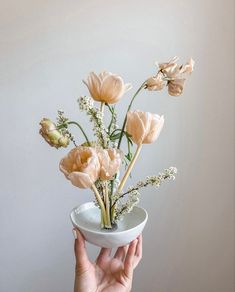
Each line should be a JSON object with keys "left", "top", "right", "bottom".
{"left": 78, "top": 96, "right": 109, "bottom": 148}
{"left": 56, "top": 110, "right": 77, "bottom": 146}
{"left": 112, "top": 167, "right": 177, "bottom": 222}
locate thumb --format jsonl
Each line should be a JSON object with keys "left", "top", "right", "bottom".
{"left": 73, "top": 228, "right": 90, "bottom": 273}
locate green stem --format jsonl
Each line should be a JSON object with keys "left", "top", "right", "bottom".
{"left": 111, "top": 144, "right": 142, "bottom": 216}
{"left": 67, "top": 121, "right": 91, "bottom": 146}
{"left": 91, "top": 184, "right": 108, "bottom": 228}
{"left": 118, "top": 144, "right": 142, "bottom": 192}
{"left": 106, "top": 104, "right": 116, "bottom": 134}
{"left": 100, "top": 102, "right": 105, "bottom": 113}
{"left": 104, "top": 181, "right": 112, "bottom": 228}
{"left": 117, "top": 81, "right": 147, "bottom": 149}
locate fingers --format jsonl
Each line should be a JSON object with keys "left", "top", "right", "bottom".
{"left": 96, "top": 247, "right": 112, "bottom": 264}
{"left": 135, "top": 235, "right": 142, "bottom": 257}
{"left": 133, "top": 235, "right": 142, "bottom": 269}
{"left": 124, "top": 239, "right": 138, "bottom": 279}
{"left": 114, "top": 245, "right": 128, "bottom": 261}
{"left": 73, "top": 228, "right": 90, "bottom": 272}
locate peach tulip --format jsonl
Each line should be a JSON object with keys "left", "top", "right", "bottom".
{"left": 59, "top": 146, "right": 100, "bottom": 188}
{"left": 83, "top": 71, "right": 132, "bottom": 104}
{"left": 126, "top": 110, "right": 164, "bottom": 145}
{"left": 97, "top": 148, "right": 123, "bottom": 180}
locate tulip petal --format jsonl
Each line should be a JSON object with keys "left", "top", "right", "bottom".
{"left": 100, "top": 75, "right": 124, "bottom": 104}
{"left": 143, "top": 115, "right": 164, "bottom": 144}
{"left": 68, "top": 172, "right": 93, "bottom": 189}
{"left": 168, "top": 79, "right": 185, "bottom": 96}
{"left": 126, "top": 110, "right": 164, "bottom": 145}
{"left": 59, "top": 148, "right": 78, "bottom": 176}
{"left": 97, "top": 148, "right": 123, "bottom": 180}
{"left": 84, "top": 71, "right": 130, "bottom": 104}
{"left": 99, "top": 71, "right": 111, "bottom": 81}
{"left": 83, "top": 72, "right": 101, "bottom": 101}
{"left": 59, "top": 146, "right": 100, "bottom": 189}
{"left": 126, "top": 111, "right": 146, "bottom": 145}
{"left": 82, "top": 157, "right": 100, "bottom": 182}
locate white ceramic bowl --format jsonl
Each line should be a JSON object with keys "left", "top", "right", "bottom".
{"left": 70, "top": 202, "right": 148, "bottom": 248}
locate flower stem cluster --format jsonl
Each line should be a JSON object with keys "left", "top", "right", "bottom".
{"left": 39, "top": 60, "right": 194, "bottom": 229}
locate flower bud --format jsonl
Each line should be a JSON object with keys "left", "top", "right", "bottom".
{"left": 39, "top": 118, "right": 70, "bottom": 149}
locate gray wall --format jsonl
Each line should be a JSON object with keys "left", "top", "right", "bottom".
{"left": 0, "top": 0, "right": 234, "bottom": 291}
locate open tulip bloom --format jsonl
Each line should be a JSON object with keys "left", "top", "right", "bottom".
{"left": 39, "top": 57, "right": 194, "bottom": 229}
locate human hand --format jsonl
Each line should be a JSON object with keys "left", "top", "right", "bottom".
{"left": 73, "top": 228, "right": 142, "bottom": 292}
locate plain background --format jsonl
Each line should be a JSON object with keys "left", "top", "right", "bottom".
{"left": 0, "top": 0, "right": 234, "bottom": 291}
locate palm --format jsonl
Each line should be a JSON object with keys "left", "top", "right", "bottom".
{"left": 74, "top": 229, "right": 142, "bottom": 292}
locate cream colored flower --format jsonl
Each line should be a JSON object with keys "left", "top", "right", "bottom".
{"left": 158, "top": 56, "right": 180, "bottom": 78}
{"left": 97, "top": 148, "right": 123, "bottom": 180}
{"left": 83, "top": 71, "right": 132, "bottom": 104}
{"left": 39, "top": 118, "right": 69, "bottom": 148}
{"left": 158, "top": 56, "right": 195, "bottom": 78}
{"left": 168, "top": 79, "right": 185, "bottom": 96}
{"left": 157, "top": 57, "right": 195, "bottom": 96}
{"left": 180, "top": 58, "right": 195, "bottom": 74}
{"left": 59, "top": 146, "right": 100, "bottom": 188}
{"left": 126, "top": 110, "right": 164, "bottom": 145}
{"left": 146, "top": 73, "right": 165, "bottom": 91}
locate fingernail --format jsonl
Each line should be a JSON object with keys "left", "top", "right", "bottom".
{"left": 72, "top": 229, "right": 77, "bottom": 239}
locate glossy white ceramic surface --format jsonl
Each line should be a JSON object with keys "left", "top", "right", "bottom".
{"left": 70, "top": 202, "right": 148, "bottom": 248}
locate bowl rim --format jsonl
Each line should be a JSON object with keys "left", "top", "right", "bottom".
{"left": 70, "top": 201, "right": 148, "bottom": 235}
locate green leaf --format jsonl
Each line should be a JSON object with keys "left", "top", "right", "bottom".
{"left": 125, "top": 152, "right": 133, "bottom": 161}
{"left": 124, "top": 131, "right": 132, "bottom": 138}
{"left": 127, "top": 136, "right": 133, "bottom": 145}
{"left": 110, "top": 132, "right": 121, "bottom": 141}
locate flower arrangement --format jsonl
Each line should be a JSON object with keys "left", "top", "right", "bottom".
{"left": 39, "top": 57, "right": 194, "bottom": 229}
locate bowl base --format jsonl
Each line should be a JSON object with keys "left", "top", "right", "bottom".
{"left": 70, "top": 202, "right": 148, "bottom": 248}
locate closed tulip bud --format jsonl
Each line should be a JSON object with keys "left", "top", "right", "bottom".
{"left": 83, "top": 71, "right": 132, "bottom": 104}
{"left": 126, "top": 110, "right": 164, "bottom": 145}
{"left": 97, "top": 148, "right": 123, "bottom": 180}
{"left": 39, "top": 118, "right": 69, "bottom": 148}
{"left": 168, "top": 79, "right": 185, "bottom": 96}
{"left": 59, "top": 147, "right": 100, "bottom": 189}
